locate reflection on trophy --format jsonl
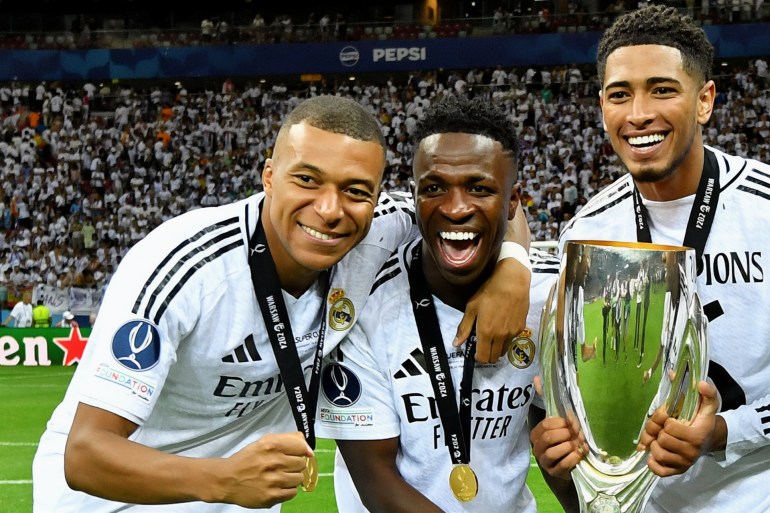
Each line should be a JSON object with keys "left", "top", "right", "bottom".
{"left": 539, "top": 240, "right": 708, "bottom": 513}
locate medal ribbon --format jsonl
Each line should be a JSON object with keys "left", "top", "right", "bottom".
{"left": 407, "top": 244, "right": 475, "bottom": 466}
{"left": 632, "top": 148, "right": 720, "bottom": 274}
{"left": 249, "top": 206, "right": 328, "bottom": 450}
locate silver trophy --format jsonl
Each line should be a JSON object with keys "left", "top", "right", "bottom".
{"left": 539, "top": 240, "right": 708, "bottom": 513}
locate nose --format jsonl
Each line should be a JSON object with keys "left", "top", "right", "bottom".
{"left": 439, "top": 188, "right": 474, "bottom": 221}
{"left": 627, "top": 95, "right": 655, "bottom": 128}
{"left": 314, "top": 186, "right": 344, "bottom": 225}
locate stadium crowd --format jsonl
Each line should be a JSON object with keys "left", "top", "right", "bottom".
{"left": 0, "top": 58, "right": 768, "bottom": 294}
{"left": 2, "top": 0, "right": 769, "bottom": 50}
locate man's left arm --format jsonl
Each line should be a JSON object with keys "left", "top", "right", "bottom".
{"left": 455, "top": 201, "right": 532, "bottom": 363}
{"left": 337, "top": 438, "right": 445, "bottom": 513}
{"left": 376, "top": 192, "right": 533, "bottom": 364}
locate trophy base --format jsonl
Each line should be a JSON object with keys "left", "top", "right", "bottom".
{"left": 573, "top": 461, "right": 659, "bottom": 513}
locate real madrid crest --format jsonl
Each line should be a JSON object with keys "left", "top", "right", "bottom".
{"left": 506, "top": 328, "right": 535, "bottom": 369}
{"left": 328, "top": 288, "right": 355, "bottom": 331}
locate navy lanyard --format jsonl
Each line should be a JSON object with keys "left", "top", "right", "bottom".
{"left": 632, "top": 149, "right": 720, "bottom": 273}
{"left": 249, "top": 208, "right": 328, "bottom": 449}
{"left": 407, "top": 244, "right": 476, "bottom": 465}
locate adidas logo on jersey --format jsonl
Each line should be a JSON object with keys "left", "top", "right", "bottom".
{"left": 222, "top": 334, "right": 262, "bottom": 363}
{"left": 394, "top": 347, "right": 469, "bottom": 379}
{"left": 394, "top": 348, "right": 427, "bottom": 379}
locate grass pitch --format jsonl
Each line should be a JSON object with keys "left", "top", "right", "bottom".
{"left": 0, "top": 366, "right": 563, "bottom": 512}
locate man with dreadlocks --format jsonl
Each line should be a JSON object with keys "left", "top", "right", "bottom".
{"left": 531, "top": 5, "right": 770, "bottom": 513}
{"left": 317, "top": 95, "right": 563, "bottom": 513}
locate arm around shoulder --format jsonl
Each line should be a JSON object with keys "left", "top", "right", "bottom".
{"left": 455, "top": 200, "right": 532, "bottom": 362}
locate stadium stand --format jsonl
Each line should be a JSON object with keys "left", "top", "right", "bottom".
{"left": 0, "top": 2, "right": 768, "bottom": 50}
{"left": 1, "top": 3, "right": 769, "bottom": 318}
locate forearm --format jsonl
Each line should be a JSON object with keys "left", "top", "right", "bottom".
{"left": 66, "top": 429, "right": 224, "bottom": 504}
{"left": 538, "top": 466, "right": 580, "bottom": 513}
{"left": 717, "top": 393, "right": 770, "bottom": 465}
{"left": 64, "top": 404, "right": 226, "bottom": 505}
{"left": 352, "top": 465, "right": 444, "bottom": 513}
{"left": 338, "top": 439, "right": 444, "bottom": 513}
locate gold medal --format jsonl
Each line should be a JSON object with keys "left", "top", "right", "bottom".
{"left": 449, "top": 464, "right": 478, "bottom": 502}
{"left": 301, "top": 455, "right": 318, "bottom": 492}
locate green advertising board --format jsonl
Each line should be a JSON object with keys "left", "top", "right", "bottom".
{"left": 0, "top": 327, "right": 92, "bottom": 366}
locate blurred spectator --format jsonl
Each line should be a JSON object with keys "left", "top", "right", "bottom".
{"left": 200, "top": 17, "right": 215, "bottom": 43}
{"left": 0, "top": 60, "right": 768, "bottom": 299}
{"left": 32, "top": 298, "right": 52, "bottom": 327}
{"left": 252, "top": 13, "right": 266, "bottom": 43}
{"left": 56, "top": 310, "right": 78, "bottom": 328}
{"left": 2, "top": 291, "right": 33, "bottom": 327}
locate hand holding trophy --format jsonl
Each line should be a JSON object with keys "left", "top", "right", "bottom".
{"left": 539, "top": 240, "right": 708, "bottom": 513}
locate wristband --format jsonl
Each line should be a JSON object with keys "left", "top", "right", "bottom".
{"left": 497, "top": 241, "right": 533, "bottom": 273}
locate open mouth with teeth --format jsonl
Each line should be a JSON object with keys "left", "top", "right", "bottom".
{"left": 438, "top": 231, "right": 480, "bottom": 266}
{"left": 626, "top": 133, "right": 667, "bottom": 148}
{"left": 300, "top": 223, "right": 339, "bottom": 241}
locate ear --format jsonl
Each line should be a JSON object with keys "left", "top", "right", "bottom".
{"left": 598, "top": 90, "right": 608, "bottom": 132}
{"left": 508, "top": 183, "right": 522, "bottom": 221}
{"left": 262, "top": 159, "right": 274, "bottom": 197}
{"left": 697, "top": 80, "right": 716, "bottom": 126}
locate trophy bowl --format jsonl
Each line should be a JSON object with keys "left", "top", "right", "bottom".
{"left": 539, "top": 240, "right": 708, "bottom": 513}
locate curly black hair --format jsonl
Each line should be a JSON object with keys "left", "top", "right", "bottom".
{"left": 412, "top": 94, "right": 519, "bottom": 159}
{"left": 597, "top": 5, "right": 714, "bottom": 85}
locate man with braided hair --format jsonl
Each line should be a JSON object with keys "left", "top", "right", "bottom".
{"left": 318, "top": 95, "right": 564, "bottom": 513}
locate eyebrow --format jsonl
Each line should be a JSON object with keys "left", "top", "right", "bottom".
{"left": 294, "top": 161, "right": 378, "bottom": 192}
{"left": 418, "top": 170, "right": 493, "bottom": 185}
{"left": 604, "top": 76, "right": 682, "bottom": 90}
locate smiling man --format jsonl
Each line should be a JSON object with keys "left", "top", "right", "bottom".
{"left": 32, "top": 95, "right": 532, "bottom": 513}
{"left": 530, "top": 6, "right": 770, "bottom": 513}
{"left": 317, "top": 95, "right": 561, "bottom": 513}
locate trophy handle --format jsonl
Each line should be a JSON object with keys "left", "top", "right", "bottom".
{"left": 665, "top": 291, "right": 709, "bottom": 420}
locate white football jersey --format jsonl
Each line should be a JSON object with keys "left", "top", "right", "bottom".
{"left": 560, "top": 146, "right": 770, "bottom": 513}
{"left": 32, "top": 191, "right": 417, "bottom": 513}
{"left": 318, "top": 239, "right": 559, "bottom": 513}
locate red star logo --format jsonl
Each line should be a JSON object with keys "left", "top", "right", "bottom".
{"left": 53, "top": 326, "right": 89, "bottom": 366}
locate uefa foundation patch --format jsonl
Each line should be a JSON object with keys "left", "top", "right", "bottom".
{"left": 95, "top": 362, "right": 157, "bottom": 403}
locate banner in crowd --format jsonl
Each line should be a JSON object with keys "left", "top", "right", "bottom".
{"left": 0, "top": 326, "right": 92, "bottom": 366}
{"left": 0, "top": 23, "right": 768, "bottom": 81}
{"left": 34, "top": 284, "right": 68, "bottom": 313}
{"left": 68, "top": 286, "right": 103, "bottom": 314}
{"left": 2, "top": 284, "right": 101, "bottom": 314}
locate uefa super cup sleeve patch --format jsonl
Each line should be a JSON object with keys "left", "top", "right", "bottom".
{"left": 320, "top": 363, "right": 374, "bottom": 427}
{"left": 111, "top": 319, "right": 162, "bottom": 372}
{"left": 321, "top": 363, "right": 362, "bottom": 407}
